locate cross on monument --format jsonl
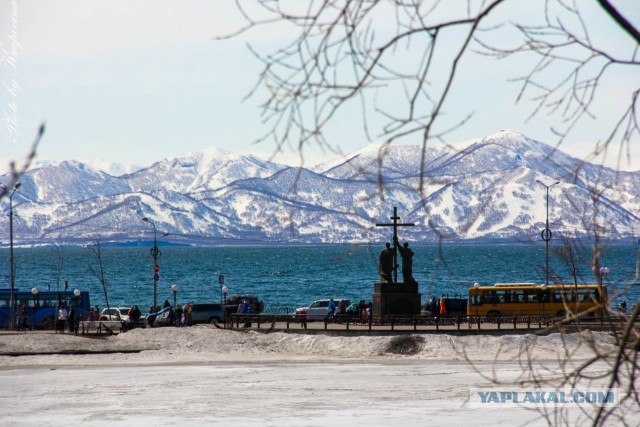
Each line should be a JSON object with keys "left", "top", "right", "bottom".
{"left": 376, "top": 206, "right": 415, "bottom": 283}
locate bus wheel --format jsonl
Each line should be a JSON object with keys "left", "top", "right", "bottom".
{"left": 41, "top": 316, "right": 55, "bottom": 330}
{"left": 556, "top": 310, "right": 566, "bottom": 319}
{"left": 486, "top": 311, "right": 501, "bottom": 320}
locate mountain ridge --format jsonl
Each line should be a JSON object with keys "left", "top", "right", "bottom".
{"left": 2, "top": 130, "right": 638, "bottom": 246}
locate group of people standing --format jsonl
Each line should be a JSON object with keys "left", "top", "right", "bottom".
{"left": 56, "top": 304, "right": 77, "bottom": 333}
{"left": 161, "top": 299, "right": 192, "bottom": 326}
{"left": 426, "top": 297, "right": 448, "bottom": 316}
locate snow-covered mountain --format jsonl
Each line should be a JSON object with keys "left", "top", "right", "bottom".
{"left": 2, "top": 130, "right": 639, "bottom": 246}
{"left": 29, "top": 159, "right": 143, "bottom": 177}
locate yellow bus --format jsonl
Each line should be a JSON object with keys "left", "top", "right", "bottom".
{"left": 467, "top": 283, "right": 608, "bottom": 319}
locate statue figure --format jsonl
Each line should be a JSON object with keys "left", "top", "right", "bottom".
{"left": 395, "top": 236, "right": 416, "bottom": 284}
{"left": 378, "top": 242, "right": 395, "bottom": 282}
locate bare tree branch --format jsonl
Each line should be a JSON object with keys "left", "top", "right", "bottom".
{"left": 0, "top": 123, "right": 44, "bottom": 199}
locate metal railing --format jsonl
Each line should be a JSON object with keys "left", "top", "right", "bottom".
{"left": 224, "top": 312, "right": 599, "bottom": 332}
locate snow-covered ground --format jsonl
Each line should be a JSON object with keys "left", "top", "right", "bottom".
{"left": 0, "top": 328, "right": 627, "bottom": 426}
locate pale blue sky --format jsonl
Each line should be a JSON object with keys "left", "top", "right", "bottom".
{"left": 1, "top": 0, "right": 638, "bottom": 170}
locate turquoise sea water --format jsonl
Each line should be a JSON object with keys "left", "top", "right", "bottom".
{"left": 2, "top": 244, "right": 638, "bottom": 312}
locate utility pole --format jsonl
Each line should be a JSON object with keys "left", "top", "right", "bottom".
{"left": 2, "top": 183, "right": 21, "bottom": 329}
{"left": 536, "top": 180, "right": 560, "bottom": 287}
{"left": 143, "top": 217, "right": 160, "bottom": 311}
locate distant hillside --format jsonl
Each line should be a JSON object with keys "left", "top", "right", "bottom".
{"left": 2, "top": 130, "right": 638, "bottom": 246}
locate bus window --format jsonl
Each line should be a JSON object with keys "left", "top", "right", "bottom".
{"left": 540, "top": 290, "right": 548, "bottom": 303}
{"left": 523, "top": 290, "right": 536, "bottom": 302}
{"left": 576, "top": 290, "right": 595, "bottom": 302}
{"left": 469, "top": 294, "right": 481, "bottom": 306}
{"left": 485, "top": 291, "right": 497, "bottom": 304}
{"left": 511, "top": 290, "right": 525, "bottom": 303}
{"left": 495, "top": 290, "right": 507, "bottom": 303}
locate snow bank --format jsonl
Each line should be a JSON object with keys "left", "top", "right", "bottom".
{"left": 0, "top": 327, "right": 617, "bottom": 367}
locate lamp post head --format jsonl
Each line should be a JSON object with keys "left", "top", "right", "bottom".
{"left": 536, "top": 180, "right": 560, "bottom": 189}
{"left": 73, "top": 289, "right": 81, "bottom": 297}
{"left": 541, "top": 283, "right": 547, "bottom": 291}
{"left": 2, "top": 182, "right": 21, "bottom": 197}
{"left": 142, "top": 217, "right": 157, "bottom": 232}
{"left": 171, "top": 284, "right": 178, "bottom": 292}
{"left": 599, "top": 266, "right": 610, "bottom": 276}
{"left": 222, "top": 285, "right": 228, "bottom": 295}
{"left": 31, "top": 287, "right": 38, "bottom": 296}
{"left": 473, "top": 282, "right": 480, "bottom": 289}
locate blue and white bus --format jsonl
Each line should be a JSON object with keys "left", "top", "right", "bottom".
{"left": 0, "top": 288, "right": 91, "bottom": 329}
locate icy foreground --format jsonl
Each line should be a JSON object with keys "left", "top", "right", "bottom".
{"left": 0, "top": 329, "right": 627, "bottom": 426}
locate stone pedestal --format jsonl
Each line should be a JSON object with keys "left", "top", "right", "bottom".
{"left": 372, "top": 281, "right": 421, "bottom": 320}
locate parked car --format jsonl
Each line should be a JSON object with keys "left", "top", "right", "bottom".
{"left": 190, "top": 303, "right": 225, "bottom": 324}
{"left": 100, "top": 307, "right": 128, "bottom": 322}
{"left": 153, "top": 309, "right": 175, "bottom": 326}
{"left": 146, "top": 306, "right": 171, "bottom": 327}
{"left": 344, "top": 303, "right": 370, "bottom": 317}
{"left": 117, "top": 307, "right": 133, "bottom": 322}
{"left": 225, "top": 295, "right": 264, "bottom": 315}
{"left": 132, "top": 314, "right": 148, "bottom": 328}
{"left": 294, "top": 298, "right": 351, "bottom": 321}
{"left": 421, "top": 297, "right": 468, "bottom": 317}
{"left": 116, "top": 306, "right": 148, "bottom": 328}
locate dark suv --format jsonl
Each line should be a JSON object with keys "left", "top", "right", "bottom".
{"left": 225, "top": 295, "right": 264, "bottom": 315}
{"left": 190, "top": 303, "right": 225, "bottom": 324}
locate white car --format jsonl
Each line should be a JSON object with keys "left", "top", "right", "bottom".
{"left": 100, "top": 307, "right": 129, "bottom": 322}
{"left": 294, "top": 298, "right": 351, "bottom": 321}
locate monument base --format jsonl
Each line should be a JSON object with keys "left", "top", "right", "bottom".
{"left": 372, "top": 281, "right": 421, "bottom": 320}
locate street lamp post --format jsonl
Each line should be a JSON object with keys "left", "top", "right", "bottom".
{"left": 218, "top": 275, "right": 225, "bottom": 304}
{"left": 142, "top": 217, "right": 160, "bottom": 311}
{"left": 599, "top": 266, "right": 610, "bottom": 285}
{"left": 541, "top": 283, "right": 547, "bottom": 320}
{"left": 473, "top": 282, "right": 480, "bottom": 319}
{"left": 3, "top": 182, "right": 22, "bottom": 330}
{"left": 31, "top": 287, "right": 38, "bottom": 330}
{"left": 73, "top": 289, "right": 81, "bottom": 334}
{"left": 171, "top": 284, "right": 178, "bottom": 308}
{"left": 536, "top": 180, "right": 560, "bottom": 287}
{"left": 222, "top": 285, "right": 228, "bottom": 327}
{"left": 599, "top": 266, "right": 610, "bottom": 322}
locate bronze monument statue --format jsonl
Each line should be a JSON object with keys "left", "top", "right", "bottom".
{"left": 395, "top": 235, "right": 416, "bottom": 284}
{"left": 378, "top": 242, "right": 395, "bottom": 283}
{"left": 375, "top": 206, "right": 415, "bottom": 283}
{"left": 372, "top": 207, "right": 421, "bottom": 319}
